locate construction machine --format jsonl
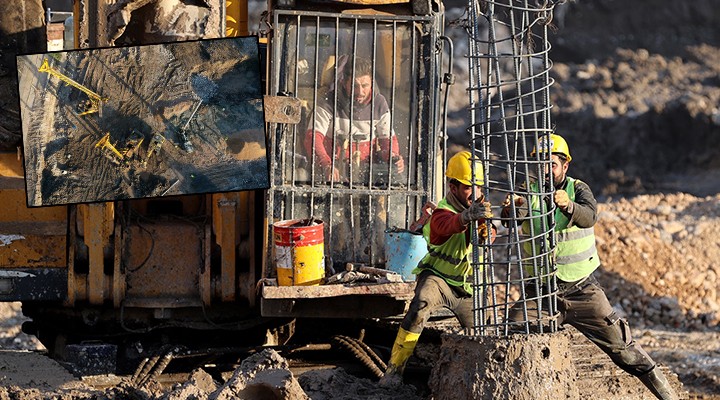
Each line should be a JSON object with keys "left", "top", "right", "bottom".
{"left": 142, "top": 133, "right": 166, "bottom": 168}
{"left": 95, "top": 130, "right": 149, "bottom": 167}
{"left": 38, "top": 58, "right": 108, "bottom": 116}
{"left": 0, "top": 0, "right": 450, "bottom": 369}
{"left": 95, "top": 133, "right": 126, "bottom": 164}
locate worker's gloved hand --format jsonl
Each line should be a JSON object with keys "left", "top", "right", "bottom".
{"left": 500, "top": 194, "right": 528, "bottom": 226}
{"left": 478, "top": 221, "right": 490, "bottom": 241}
{"left": 460, "top": 201, "right": 492, "bottom": 225}
{"left": 322, "top": 164, "right": 340, "bottom": 181}
{"left": 394, "top": 155, "right": 405, "bottom": 174}
{"left": 554, "top": 189, "right": 571, "bottom": 211}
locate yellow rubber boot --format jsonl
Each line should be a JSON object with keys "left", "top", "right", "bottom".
{"left": 378, "top": 327, "right": 420, "bottom": 387}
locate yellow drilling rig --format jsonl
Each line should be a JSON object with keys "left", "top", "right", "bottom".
{"left": 1, "top": 0, "right": 451, "bottom": 371}
{"left": 38, "top": 58, "right": 108, "bottom": 116}
{"left": 94, "top": 130, "right": 147, "bottom": 166}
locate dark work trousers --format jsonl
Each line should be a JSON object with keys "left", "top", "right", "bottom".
{"left": 400, "top": 270, "right": 475, "bottom": 333}
{"left": 509, "top": 274, "right": 656, "bottom": 377}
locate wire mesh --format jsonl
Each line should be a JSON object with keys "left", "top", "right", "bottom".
{"left": 465, "top": 0, "right": 562, "bottom": 336}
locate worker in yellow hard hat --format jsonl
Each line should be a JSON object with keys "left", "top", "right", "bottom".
{"left": 532, "top": 132, "right": 572, "bottom": 162}
{"left": 379, "top": 150, "right": 495, "bottom": 387}
{"left": 504, "top": 134, "right": 678, "bottom": 400}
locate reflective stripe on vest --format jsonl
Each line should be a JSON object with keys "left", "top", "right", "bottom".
{"left": 412, "top": 198, "right": 476, "bottom": 294}
{"left": 524, "top": 178, "right": 600, "bottom": 282}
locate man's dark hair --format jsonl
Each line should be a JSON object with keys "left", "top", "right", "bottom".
{"left": 342, "top": 56, "right": 373, "bottom": 81}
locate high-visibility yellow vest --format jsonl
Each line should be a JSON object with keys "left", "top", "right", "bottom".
{"left": 523, "top": 178, "right": 600, "bottom": 282}
{"left": 412, "top": 198, "right": 479, "bottom": 294}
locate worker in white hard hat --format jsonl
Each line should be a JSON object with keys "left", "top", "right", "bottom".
{"left": 379, "top": 150, "right": 495, "bottom": 387}
{"left": 503, "top": 134, "right": 678, "bottom": 400}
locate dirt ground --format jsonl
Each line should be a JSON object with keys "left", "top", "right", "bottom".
{"left": 0, "top": 0, "right": 719, "bottom": 398}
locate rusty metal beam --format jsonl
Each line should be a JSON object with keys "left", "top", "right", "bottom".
{"left": 67, "top": 206, "right": 77, "bottom": 306}
{"left": 112, "top": 218, "right": 125, "bottom": 308}
{"left": 261, "top": 283, "right": 414, "bottom": 318}
{"left": 75, "top": 0, "right": 101, "bottom": 48}
{"left": 245, "top": 191, "right": 256, "bottom": 307}
{"left": 83, "top": 203, "right": 113, "bottom": 305}
{"left": 201, "top": 196, "right": 212, "bottom": 306}
{"left": 262, "top": 282, "right": 415, "bottom": 299}
{"left": 217, "top": 196, "right": 237, "bottom": 302}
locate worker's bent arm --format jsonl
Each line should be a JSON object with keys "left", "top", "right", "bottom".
{"left": 428, "top": 208, "right": 467, "bottom": 246}
{"left": 565, "top": 179, "right": 597, "bottom": 228}
{"left": 304, "top": 130, "right": 333, "bottom": 167}
{"left": 304, "top": 106, "right": 334, "bottom": 167}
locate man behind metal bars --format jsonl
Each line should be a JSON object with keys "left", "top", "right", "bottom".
{"left": 304, "top": 55, "right": 405, "bottom": 182}
{"left": 303, "top": 56, "right": 405, "bottom": 264}
{"left": 503, "top": 134, "right": 678, "bottom": 400}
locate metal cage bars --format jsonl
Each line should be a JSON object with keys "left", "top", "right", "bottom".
{"left": 266, "top": 10, "right": 442, "bottom": 274}
{"left": 466, "top": 0, "right": 560, "bottom": 336}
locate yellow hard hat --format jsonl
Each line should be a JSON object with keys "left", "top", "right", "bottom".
{"left": 445, "top": 151, "right": 484, "bottom": 186}
{"left": 532, "top": 134, "right": 572, "bottom": 162}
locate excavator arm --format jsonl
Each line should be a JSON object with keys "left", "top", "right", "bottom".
{"left": 38, "top": 58, "right": 108, "bottom": 116}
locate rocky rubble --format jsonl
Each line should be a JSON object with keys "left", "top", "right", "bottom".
{"left": 595, "top": 192, "right": 720, "bottom": 330}
{"left": 0, "top": 302, "right": 43, "bottom": 351}
{"left": 0, "top": 323, "right": 421, "bottom": 400}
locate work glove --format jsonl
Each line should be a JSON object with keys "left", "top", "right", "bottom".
{"left": 393, "top": 155, "right": 405, "bottom": 174}
{"left": 321, "top": 164, "right": 340, "bottom": 181}
{"left": 460, "top": 201, "right": 492, "bottom": 225}
{"left": 500, "top": 194, "right": 528, "bottom": 226}
{"left": 554, "top": 189, "right": 571, "bottom": 211}
{"left": 478, "top": 221, "right": 491, "bottom": 241}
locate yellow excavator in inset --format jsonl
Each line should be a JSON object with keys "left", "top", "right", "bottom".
{"left": 95, "top": 133, "right": 127, "bottom": 165}
{"left": 38, "top": 58, "right": 108, "bottom": 116}
{"left": 95, "top": 130, "right": 145, "bottom": 166}
{"left": 142, "top": 133, "right": 166, "bottom": 168}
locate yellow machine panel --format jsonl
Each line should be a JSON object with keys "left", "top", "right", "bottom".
{"left": 0, "top": 154, "right": 67, "bottom": 269}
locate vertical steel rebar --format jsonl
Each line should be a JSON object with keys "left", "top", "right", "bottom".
{"left": 466, "top": 0, "right": 561, "bottom": 336}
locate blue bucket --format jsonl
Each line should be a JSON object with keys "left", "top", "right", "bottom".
{"left": 385, "top": 230, "right": 427, "bottom": 282}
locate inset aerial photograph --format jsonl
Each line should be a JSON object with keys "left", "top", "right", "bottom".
{"left": 17, "top": 36, "right": 268, "bottom": 207}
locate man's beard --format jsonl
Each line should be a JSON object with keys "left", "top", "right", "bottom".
{"left": 545, "top": 175, "right": 564, "bottom": 188}
{"left": 353, "top": 94, "right": 370, "bottom": 106}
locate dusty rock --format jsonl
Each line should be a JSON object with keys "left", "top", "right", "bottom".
{"left": 298, "top": 368, "right": 423, "bottom": 400}
{"left": 0, "top": 303, "right": 43, "bottom": 351}
{"left": 210, "top": 349, "right": 308, "bottom": 400}
{"left": 550, "top": 45, "right": 720, "bottom": 197}
{"left": 161, "top": 368, "right": 218, "bottom": 400}
{"left": 595, "top": 193, "right": 720, "bottom": 329}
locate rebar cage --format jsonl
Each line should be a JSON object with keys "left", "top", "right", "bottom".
{"left": 266, "top": 10, "right": 444, "bottom": 275}
{"left": 466, "top": 0, "right": 563, "bottom": 336}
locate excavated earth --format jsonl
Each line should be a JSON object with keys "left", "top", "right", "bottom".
{"left": 0, "top": 0, "right": 719, "bottom": 399}
{"left": 17, "top": 39, "right": 267, "bottom": 207}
